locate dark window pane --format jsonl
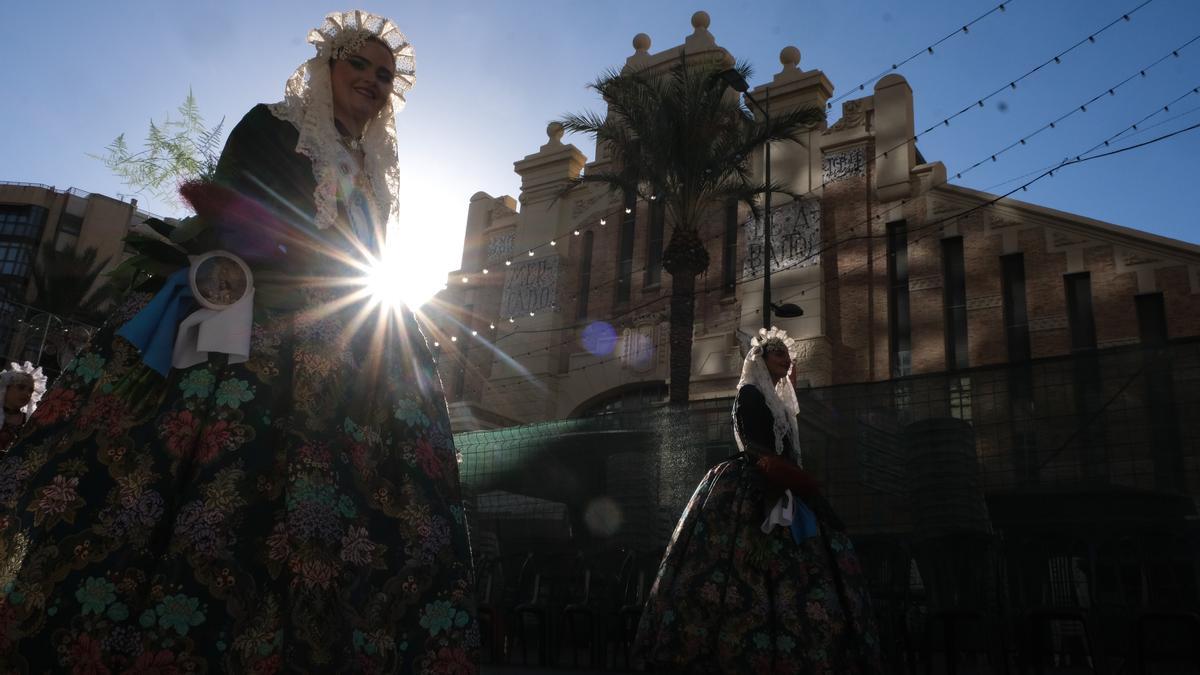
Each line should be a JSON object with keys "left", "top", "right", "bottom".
{"left": 887, "top": 221, "right": 911, "bottom": 377}
{"left": 645, "top": 198, "right": 664, "bottom": 287}
{"left": 58, "top": 211, "right": 83, "bottom": 236}
{"left": 616, "top": 190, "right": 636, "bottom": 304}
{"left": 1001, "top": 253, "right": 1031, "bottom": 362}
{"left": 942, "top": 237, "right": 968, "bottom": 370}
{"left": 1064, "top": 272, "right": 1096, "bottom": 352}
{"left": 722, "top": 200, "right": 738, "bottom": 294}
{"left": 1135, "top": 292, "right": 1167, "bottom": 347}
{"left": 577, "top": 231, "right": 594, "bottom": 320}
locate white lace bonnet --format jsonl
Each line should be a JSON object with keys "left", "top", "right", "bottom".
{"left": 0, "top": 361, "right": 48, "bottom": 423}
{"left": 735, "top": 327, "right": 802, "bottom": 462}
{"left": 268, "top": 10, "right": 416, "bottom": 231}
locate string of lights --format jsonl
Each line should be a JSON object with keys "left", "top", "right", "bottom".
{"left": 914, "top": 0, "right": 1155, "bottom": 137}
{"left": 464, "top": 0, "right": 1150, "bottom": 292}
{"left": 982, "top": 84, "right": 1200, "bottom": 192}
{"left": 950, "top": 36, "right": 1200, "bottom": 182}
{"left": 826, "top": 1, "right": 1018, "bottom": 108}
{"left": 449, "top": 0, "right": 1160, "bottom": 324}
{"left": 440, "top": 111, "right": 1200, "bottom": 397}
{"left": 438, "top": 34, "right": 1197, "bottom": 342}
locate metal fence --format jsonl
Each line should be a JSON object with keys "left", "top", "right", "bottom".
{"left": 455, "top": 339, "right": 1200, "bottom": 670}
{"left": 0, "top": 298, "right": 99, "bottom": 377}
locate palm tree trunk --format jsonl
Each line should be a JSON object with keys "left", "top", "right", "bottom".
{"left": 667, "top": 270, "right": 697, "bottom": 405}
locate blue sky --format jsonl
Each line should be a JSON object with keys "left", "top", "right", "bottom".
{"left": 2, "top": 1, "right": 1197, "bottom": 303}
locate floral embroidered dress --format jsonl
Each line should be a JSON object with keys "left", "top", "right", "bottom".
{"left": 634, "top": 385, "right": 882, "bottom": 674}
{"left": 0, "top": 103, "right": 478, "bottom": 673}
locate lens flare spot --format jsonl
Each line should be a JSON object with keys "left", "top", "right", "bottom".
{"left": 581, "top": 322, "right": 618, "bottom": 356}
{"left": 583, "top": 497, "right": 623, "bottom": 537}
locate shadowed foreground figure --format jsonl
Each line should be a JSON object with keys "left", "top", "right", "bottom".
{"left": 635, "top": 328, "right": 882, "bottom": 674}
{"left": 0, "top": 363, "right": 44, "bottom": 452}
{"left": 0, "top": 10, "right": 478, "bottom": 673}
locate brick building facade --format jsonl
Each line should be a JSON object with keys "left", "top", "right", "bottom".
{"left": 434, "top": 12, "right": 1200, "bottom": 434}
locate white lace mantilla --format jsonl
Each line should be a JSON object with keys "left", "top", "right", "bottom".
{"left": 267, "top": 10, "right": 415, "bottom": 234}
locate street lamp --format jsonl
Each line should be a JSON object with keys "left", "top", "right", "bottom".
{"left": 719, "top": 68, "right": 803, "bottom": 327}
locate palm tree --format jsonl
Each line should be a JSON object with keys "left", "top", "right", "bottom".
{"left": 26, "top": 242, "right": 115, "bottom": 368}
{"left": 559, "top": 60, "right": 824, "bottom": 404}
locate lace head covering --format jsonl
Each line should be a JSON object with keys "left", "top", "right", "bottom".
{"left": 735, "top": 327, "right": 802, "bottom": 463}
{"left": 0, "top": 361, "right": 47, "bottom": 425}
{"left": 268, "top": 10, "right": 416, "bottom": 231}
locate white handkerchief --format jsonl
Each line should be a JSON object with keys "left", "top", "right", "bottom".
{"left": 760, "top": 489, "right": 795, "bottom": 534}
{"left": 172, "top": 288, "right": 255, "bottom": 370}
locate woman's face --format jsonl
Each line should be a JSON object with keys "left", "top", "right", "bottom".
{"left": 330, "top": 39, "right": 396, "bottom": 130}
{"left": 5, "top": 375, "right": 33, "bottom": 410}
{"left": 763, "top": 349, "right": 792, "bottom": 384}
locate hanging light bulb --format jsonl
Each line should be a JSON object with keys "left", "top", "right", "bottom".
{"left": 433, "top": 341, "right": 440, "bottom": 347}
{"left": 471, "top": 330, "right": 478, "bottom": 336}
{"left": 527, "top": 250, "right": 534, "bottom": 257}
{"left": 508, "top": 317, "right": 515, "bottom": 323}
{"left": 599, "top": 218, "right": 607, "bottom": 226}
{"left": 450, "top": 336, "right": 457, "bottom": 342}
{"left": 529, "top": 311, "right": 535, "bottom": 317}
{"left": 489, "top": 323, "right": 495, "bottom": 330}
{"left": 482, "top": 268, "right": 489, "bottom": 274}
{"left": 550, "top": 240, "right": 556, "bottom": 246}
{"left": 624, "top": 207, "right": 632, "bottom": 214}
{"left": 461, "top": 276, "right": 469, "bottom": 283}
{"left": 573, "top": 229, "right": 580, "bottom": 236}
{"left": 505, "top": 260, "right": 512, "bottom": 266}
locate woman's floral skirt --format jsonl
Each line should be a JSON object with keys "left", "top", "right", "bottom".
{"left": 0, "top": 291, "right": 478, "bottom": 673}
{"left": 634, "top": 456, "right": 882, "bottom": 674}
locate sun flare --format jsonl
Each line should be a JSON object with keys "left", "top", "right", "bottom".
{"left": 363, "top": 251, "right": 412, "bottom": 311}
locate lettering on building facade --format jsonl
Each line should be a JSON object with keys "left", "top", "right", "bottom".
{"left": 743, "top": 199, "right": 821, "bottom": 279}
{"left": 501, "top": 255, "right": 559, "bottom": 317}
{"left": 486, "top": 232, "right": 515, "bottom": 262}
{"left": 821, "top": 146, "right": 865, "bottom": 184}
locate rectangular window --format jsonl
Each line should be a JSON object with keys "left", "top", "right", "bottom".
{"left": 1001, "top": 253, "right": 1031, "bottom": 362}
{"left": 942, "top": 237, "right": 969, "bottom": 370}
{"left": 1135, "top": 292, "right": 1167, "bottom": 347}
{"left": 615, "top": 191, "right": 636, "bottom": 304}
{"left": 57, "top": 211, "right": 83, "bottom": 236}
{"left": 0, "top": 205, "right": 47, "bottom": 239}
{"left": 577, "top": 231, "right": 594, "bottom": 320}
{"left": 0, "top": 242, "right": 34, "bottom": 279}
{"left": 644, "top": 198, "right": 664, "bottom": 287}
{"left": 1064, "top": 272, "right": 1096, "bottom": 352}
{"left": 721, "top": 200, "right": 738, "bottom": 294}
{"left": 887, "top": 221, "right": 912, "bottom": 377}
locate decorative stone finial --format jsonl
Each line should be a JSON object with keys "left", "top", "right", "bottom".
{"left": 546, "top": 121, "right": 564, "bottom": 145}
{"left": 780, "top": 46, "right": 801, "bottom": 70}
{"left": 633, "top": 33, "right": 651, "bottom": 53}
{"left": 691, "top": 11, "right": 710, "bottom": 30}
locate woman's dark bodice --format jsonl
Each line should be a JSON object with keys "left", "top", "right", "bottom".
{"left": 733, "top": 384, "right": 796, "bottom": 463}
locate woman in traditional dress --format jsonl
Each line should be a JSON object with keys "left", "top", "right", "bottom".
{"left": 0, "top": 11, "right": 477, "bottom": 673}
{"left": 0, "top": 362, "right": 45, "bottom": 451}
{"left": 635, "top": 328, "right": 881, "bottom": 674}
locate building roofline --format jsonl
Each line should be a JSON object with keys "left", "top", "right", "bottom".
{"left": 934, "top": 182, "right": 1200, "bottom": 260}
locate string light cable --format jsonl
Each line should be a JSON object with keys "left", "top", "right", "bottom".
{"left": 827, "top": 0, "right": 1019, "bottom": 108}
{"left": 441, "top": 35, "right": 1198, "bottom": 344}
{"left": 441, "top": 114, "right": 1200, "bottom": 396}
{"left": 448, "top": 0, "right": 1167, "bottom": 330}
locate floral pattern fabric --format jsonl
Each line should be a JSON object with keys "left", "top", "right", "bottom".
{"left": 634, "top": 455, "right": 883, "bottom": 674}
{"left": 0, "top": 289, "right": 478, "bottom": 673}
